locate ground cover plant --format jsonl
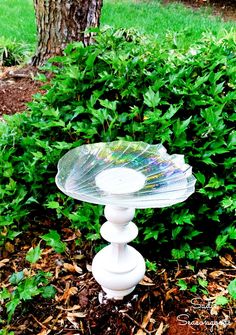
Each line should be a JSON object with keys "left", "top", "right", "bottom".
{"left": 0, "top": 28, "right": 235, "bottom": 261}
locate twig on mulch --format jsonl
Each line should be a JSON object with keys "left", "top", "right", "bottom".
{"left": 8, "top": 71, "right": 33, "bottom": 79}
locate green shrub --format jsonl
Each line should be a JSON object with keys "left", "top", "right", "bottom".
{"left": 0, "top": 28, "right": 235, "bottom": 262}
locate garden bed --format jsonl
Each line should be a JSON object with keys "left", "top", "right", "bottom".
{"left": 1, "top": 219, "right": 235, "bottom": 335}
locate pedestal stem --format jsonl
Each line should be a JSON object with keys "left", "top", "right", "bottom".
{"left": 111, "top": 243, "right": 127, "bottom": 264}
{"left": 92, "top": 205, "right": 146, "bottom": 299}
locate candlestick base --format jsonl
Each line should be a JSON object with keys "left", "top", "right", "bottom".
{"left": 92, "top": 205, "right": 146, "bottom": 299}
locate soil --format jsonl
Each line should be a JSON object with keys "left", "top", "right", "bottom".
{"left": 0, "top": 1, "right": 235, "bottom": 334}
{"left": 0, "top": 66, "right": 44, "bottom": 118}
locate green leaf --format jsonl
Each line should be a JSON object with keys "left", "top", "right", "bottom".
{"left": 18, "top": 277, "right": 41, "bottom": 300}
{"left": 221, "top": 197, "right": 234, "bottom": 209}
{"left": 198, "top": 278, "right": 208, "bottom": 288}
{"left": 46, "top": 201, "right": 61, "bottom": 209}
{"left": 41, "top": 230, "right": 66, "bottom": 253}
{"left": 206, "top": 177, "right": 223, "bottom": 189}
{"left": 177, "top": 279, "right": 188, "bottom": 290}
{"left": 9, "top": 271, "right": 24, "bottom": 285}
{"left": 173, "top": 116, "right": 192, "bottom": 137}
{"left": 187, "top": 248, "right": 208, "bottom": 261}
{"left": 40, "top": 285, "right": 57, "bottom": 299}
{"left": 171, "top": 248, "right": 185, "bottom": 259}
{"left": 228, "top": 279, "right": 236, "bottom": 299}
{"left": 164, "top": 104, "right": 180, "bottom": 119}
{"left": 99, "top": 99, "right": 117, "bottom": 111}
{"left": 227, "top": 226, "right": 236, "bottom": 240}
{"left": 195, "top": 172, "right": 206, "bottom": 185}
{"left": 143, "top": 87, "right": 161, "bottom": 108}
{"left": 0, "top": 288, "right": 11, "bottom": 300}
{"left": 172, "top": 210, "right": 194, "bottom": 225}
{"left": 172, "top": 226, "right": 183, "bottom": 240}
{"left": 216, "top": 234, "right": 228, "bottom": 251}
{"left": 144, "top": 228, "right": 159, "bottom": 240}
{"left": 190, "top": 285, "right": 197, "bottom": 293}
{"left": 26, "top": 244, "right": 42, "bottom": 264}
{"left": 145, "top": 259, "right": 157, "bottom": 272}
{"left": 7, "top": 230, "right": 22, "bottom": 240}
{"left": 6, "top": 298, "right": 20, "bottom": 321}
{"left": 215, "top": 296, "right": 228, "bottom": 306}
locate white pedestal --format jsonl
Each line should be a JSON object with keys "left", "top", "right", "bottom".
{"left": 92, "top": 205, "right": 146, "bottom": 299}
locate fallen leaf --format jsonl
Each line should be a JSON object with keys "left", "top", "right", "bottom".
{"left": 153, "top": 290, "right": 161, "bottom": 297}
{"left": 63, "top": 263, "right": 76, "bottom": 272}
{"left": 41, "top": 248, "right": 54, "bottom": 255}
{"left": 73, "top": 262, "right": 83, "bottom": 274}
{"left": 55, "top": 266, "right": 60, "bottom": 279}
{"left": 23, "top": 268, "right": 32, "bottom": 276}
{"left": 209, "top": 270, "right": 224, "bottom": 279}
{"left": 139, "top": 275, "right": 155, "bottom": 286}
{"left": 57, "top": 305, "right": 81, "bottom": 311}
{"left": 165, "top": 287, "right": 178, "bottom": 301}
{"left": 220, "top": 255, "right": 236, "bottom": 268}
{"left": 67, "top": 312, "right": 87, "bottom": 318}
{"left": 5, "top": 242, "right": 14, "bottom": 253}
{"left": 42, "top": 316, "right": 53, "bottom": 324}
{"left": 66, "top": 316, "right": 80, "bottom": 329}
{"left": 59, "top": 285, "right": 78, "bottom": 303}
{"left": 197, "top": 269, "right": 207, "bottom": 279}
{"left": 175, "top": 270, "right": 183, "bottom": 278}
{"left": 0, "top": 259, "right": 9, "bottom": 268}
{"left": 139, "top": 292, "right": 149, "bottom": 303}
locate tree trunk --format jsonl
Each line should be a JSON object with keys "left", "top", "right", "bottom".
{"left": 32, "top": 0, "right": 103, "bottom": 65}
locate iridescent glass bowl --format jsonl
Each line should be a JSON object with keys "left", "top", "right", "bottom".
{"left": 55, "top": 141, "right": 196, "bottom": 208}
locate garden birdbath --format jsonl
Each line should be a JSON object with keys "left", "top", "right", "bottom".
{"left": 56, "top": 141, "right": 196, "bottom": 299}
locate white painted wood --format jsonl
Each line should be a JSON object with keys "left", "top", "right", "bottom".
{"left": 92, "top": 205, "right": 146, "bottom": 299}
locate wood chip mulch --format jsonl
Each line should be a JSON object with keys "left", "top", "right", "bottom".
{"left": 0, "top": 222, "right": 235, "bottom": 335}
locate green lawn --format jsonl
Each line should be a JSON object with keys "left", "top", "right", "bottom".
{"left": 102, "top": 0, "right": 236, "bottom": 49}
{"left": 0, "top": 0, "right": 36, "bottom": 44}
{"left": 0, "top": 0, "right": 235, "bottom": 50}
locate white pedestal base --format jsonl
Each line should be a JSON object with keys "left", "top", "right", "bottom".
{"left": 92, "top": 206, "right": 146, "bottom": 300}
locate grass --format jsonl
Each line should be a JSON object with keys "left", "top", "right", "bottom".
{"left": 0, "top": 0, "right": 235, "bottom": 56}
{"left": 0, "top": 0, "right": 36, "bottom": 45}
{"left": 101, "top": 0, "right": 236, "bottom": 49}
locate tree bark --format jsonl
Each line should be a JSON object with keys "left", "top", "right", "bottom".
{"left": 32, "top": 0, "right": 103, "bottom": 65}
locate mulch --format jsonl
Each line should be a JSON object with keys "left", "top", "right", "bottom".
{"left": 1, "top": 221, "right": 235, "bottom": 335}
{"left": 0, "top": 66, "right": 43, "bottom": 118}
